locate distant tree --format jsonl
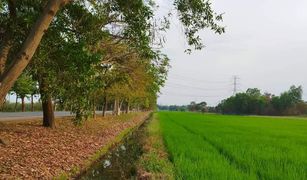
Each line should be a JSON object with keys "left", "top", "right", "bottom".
{"left": 218, "top": 85, "right": 306, "bottom": 116}
{"left": 198, "top": 101, "right": 207, "bottom": 112}
{"left": 188, "top": 101, "right": 197, "bottom": 111}
{"left": 11, "top": 73, "right": 36, "bottom": 112}
{"left": 30, "top": 82, "right": 39, "bottom": 112}
{"left": 272, "top": 86, "right": 303, "bottom": 115}
{"left": 246, "top": 88, "right": 261, "bottom": 97}
{"left": 187, "top": 101, "right": 207, "bottom": 112}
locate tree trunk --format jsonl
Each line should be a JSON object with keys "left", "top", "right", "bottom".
{"left": 0, "top": 43, "right": 12, "bottom": 75}
{"left": 21, "top": 96, "right": 25, "bottom": 112}
{"left": 113, "top": 99, "right": 121, "bottom": 116}
{"left": 42, "top": 95, "right": 55, "bottom": 128}
{"left": 113, "top": 99, "right": 118, "bottom": 116}
{"left": 93, "top": 105, "right": 96, "bottom": 119}
{"left": 39, "top": 76, "right": 55, "bottom": 128}
{"left": 14, "top": 96, "right": 18, "bottom": 112}
{"left": 92, "top": 98, "right": 96, "bottom": 120}
{"left": 31, "top": 94, "right": 34, "bottom": 112}
{"left": 53, "top": 100, "right": 56, "bottom": 111}
{"left": 0, "top": 0, "right": 16, "bottom": 76}
{"left": 0, "top": 0, "right": 69, "bottom": 107}
{"left": 102, "top": 96, "right": 107, "bottom": 117}
{"left": 118, "top": 100, "right": 123, "bottom": 115}
{"left": 125, "top": 101, "right": 130, "bottom": 114}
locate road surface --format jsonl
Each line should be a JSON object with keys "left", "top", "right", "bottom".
{"left": 0, "top": 111, "right": 108, "bottom": 121}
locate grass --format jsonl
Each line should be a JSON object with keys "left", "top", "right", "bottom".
{"left": 158, "top": 111, "right": 307, "bottom": 180}
{"left": 137, "top": 113, "right": 175, "bottom": 179}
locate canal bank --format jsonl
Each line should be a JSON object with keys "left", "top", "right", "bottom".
{"left": 76, "top": 114, "right": 151, "bottom": 179}
{"left": 56, "top": 113, "right": 152, "bottom": 179}
{"left": 75, "top": 113, "right": 174, "bottom": 180}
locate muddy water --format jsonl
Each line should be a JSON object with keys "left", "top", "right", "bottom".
{"left": 78, "top": 121, "right": 148, "bottom": 180}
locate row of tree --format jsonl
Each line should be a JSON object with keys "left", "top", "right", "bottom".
{"left": 158, "top": 101, "right": 210, "bottom": 112}
{"left": 0, "top": 0, "right": 225, "bottom": 128}
{"left": 217, "top": 86, "right": 307, "bottom": 115}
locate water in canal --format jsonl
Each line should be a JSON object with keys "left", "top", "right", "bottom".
{"left": 77, "top": 121, "right": 148, "bottom": 180}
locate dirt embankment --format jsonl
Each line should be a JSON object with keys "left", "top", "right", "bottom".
{"left": 0, "top": 112, "right": 149, "bottom": 179}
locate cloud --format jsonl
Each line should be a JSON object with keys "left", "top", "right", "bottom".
{"left": 157, "top": 0, "right": 307, "bottom": 105}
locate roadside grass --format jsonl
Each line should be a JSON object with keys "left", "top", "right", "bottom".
{"left": 137, "top": 113, "right": 174, "bottom": 179}
{"left": 158, "top": 112, "right": 307, "bottom": 180}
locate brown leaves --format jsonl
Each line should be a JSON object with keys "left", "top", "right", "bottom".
{"left": 0, "top": 112, "right": 148, "bottom": 179}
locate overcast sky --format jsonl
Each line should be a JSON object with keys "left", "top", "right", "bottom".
{"left": 157, "top": 0, "right": 307, "bottom": 106}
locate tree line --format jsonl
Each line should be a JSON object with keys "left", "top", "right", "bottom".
{"left": 159, "top": 86, "right": 307, "bottom": 116}
{"left": 217, "top": 86, "right": 307, "bottom": 115}
{"left": 0, "top": 0, "right": 225, "bottom": 128}
{"left": 158, "top": 101, "right": 214, "bottom": 112}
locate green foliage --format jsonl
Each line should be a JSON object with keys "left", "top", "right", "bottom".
{"left": 174, "top": 0, "right": 225, "bottom": 52}
{"left": 158, "top": 105, "right": 188, "bottom": 111}
{"left": 188, "top": 101, "right": 207, "bottom": 112}
{"left": 271, "top": 86, "right": 303, "bottom": 113}
{"left": 217, "top": 86, "right": 306, "bottom": 115}
{"left": 158, "top": 112, "right": 307, "bottom": 180}
{"left": 12, "top": 73, "right": 36, "bottom": 99}
{"left": 1, "top": 102, "right": 42, "bottom": 112}
{"left": 2, "top": 0, "right": 224, "bottom": 124}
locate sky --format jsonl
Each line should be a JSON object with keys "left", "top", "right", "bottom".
{"left": 157, "top": 0, "right": 307, "bottom": 106}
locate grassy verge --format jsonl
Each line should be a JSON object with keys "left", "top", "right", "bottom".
{"left": 137, "top": 113, "right": 174, "bottom": 180}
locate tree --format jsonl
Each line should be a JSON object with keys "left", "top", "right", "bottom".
{"left": 11, "top": 73, "right": 35, "bottom": 112}
{"left": 218, "top": 86, "right": 306, "bottom": 116}
{"left": 272, "top": 86, "right": 303, "bottom": 115}
{"left": 198, "top": 101, "right": 207, "bottom": 112}
{"left": 0, "top": 0, "right": 225, "bottom": 108}
{"left": 0, "top": 0, "right": 69, "bottom": 107}
{"left": 30, "top": 82, "right": 39, "bottom": 112}
{"left": 246, "top": 88, "right": 261, "bottom": 97}
{"left": 0, "top": 0, "right": 16, "bottom": 75}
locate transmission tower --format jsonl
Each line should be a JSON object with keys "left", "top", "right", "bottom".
{"left": 232, "top": 76, "right": 239, "bottom": 95}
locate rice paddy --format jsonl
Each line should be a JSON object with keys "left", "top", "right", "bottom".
{"left": 158, "top": 112, "right": 307, "bottom": 180}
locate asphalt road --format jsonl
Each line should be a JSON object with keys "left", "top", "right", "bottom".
{"left": 0, "top": 111, "right": 108, "bottom": 121}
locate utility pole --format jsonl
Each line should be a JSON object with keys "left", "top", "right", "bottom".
{"left": 233, "top": 76, "right": 239, "bottom": 96}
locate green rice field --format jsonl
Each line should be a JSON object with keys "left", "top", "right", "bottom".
{"left": 158, "top": 112, "right": 307, "bottom": 180}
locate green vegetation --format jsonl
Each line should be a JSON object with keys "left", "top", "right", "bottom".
{"left": 137, "top": 114, "right": 174, "bottom": 179}
{"left": 158, "top": 112, "right": 307, "bottom": 180}
{"left": 217, "top": 86, "right": 307, "bottom": 116}
{"left": 1, "top": 102, "right": 42, "bottom": 112}
{"left": 0, "top": 0, "right": 225, "bottom": 127}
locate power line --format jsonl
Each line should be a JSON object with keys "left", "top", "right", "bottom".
{"left": 167, "top": 74, "right": 230, "bottom": 84}
{"left": 160, "top": 91, "right": 229, "bottom": 98}
{"left": 164, "top": 82, "right": 228, "bottom": 91}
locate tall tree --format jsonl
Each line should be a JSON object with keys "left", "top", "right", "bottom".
{"left": 0, "top": 0, "right": 16, "bottom": 75}
{"left": 0, "top": 0, "right": 225, "bottom": 107}
{"left": 0, "top": 0, "right": 69, "bottom": 107}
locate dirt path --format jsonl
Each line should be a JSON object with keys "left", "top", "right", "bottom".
{"left": 0, "top": 112, "right": 149, "bottom": 179}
